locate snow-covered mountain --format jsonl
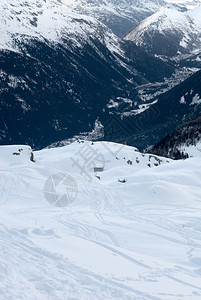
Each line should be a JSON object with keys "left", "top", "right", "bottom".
{"left": 58, "top": 0, "right": 166, "bottom": 37}
{"left": 1, "top": 2, "right": 201, "bottom": 298}
{"left": 0, "top": 0, "right": 167, "bottom": 43}
{"left": 62, "top": 0, "right": 201, "bottom": 37}
{"left": 150, "top": 115, "right": 201, "bottom": 158}
{"left": 0, "top": 0, "right": 123, "bottom": 53}
{"left": 0, "top": 0, "right": 174, "bottom": 149}
{"left": 125, "top": 4, "right": 201, "bottom": 66}
{"left": 1, "top": 0, "right": 201, "bottom": 151}
{"left": 122, "top": 69, "right": 201, "bottom": 150}
{"left": 1, "top": 141, "right": 201, "bottom": 299}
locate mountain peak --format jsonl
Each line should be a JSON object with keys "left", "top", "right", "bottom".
{"left": 125, "top": 4, "right": 201, "bottom": 59}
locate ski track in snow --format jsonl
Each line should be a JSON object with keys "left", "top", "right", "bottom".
{"left": 1, "top": 142, "right": 201, "bottom": 299}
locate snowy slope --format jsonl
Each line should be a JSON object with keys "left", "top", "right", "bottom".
{"left": 61, "top": 0, "right": 166, "bottom": 37}
{"left": 1, "top": 0, "right": 197, "bottom": 42}
{"left": 178, "top": 141, "right": 201, "bottom": 157}
{"left": 0, "top": 0, "right": 122, "bottom": 55}
{"left": 1, "top": 141, "right": 201, "bottom": 299}
{"left": 150, "top": 114, "right": 201, "bottom": 159}
{"left": 125, "top": 4, "right": 201, "bottom": 63}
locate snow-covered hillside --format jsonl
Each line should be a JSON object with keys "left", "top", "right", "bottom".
{"left": 179, "top": 141, "right": 201, "bottom": 157}
{"left": 0, "top": 0, "right": 123, "bottom": 55}
{"left": 150, "top": 114, "right": 201, "bottom": 159}
{"left": 1, "top": 141, "right": 201, "bottom": 299}
{"left": 125, "top": 4, "right": 201, "bottom": 64}
{"left": 60, "top": 0, "right": 166, "bottom": 37}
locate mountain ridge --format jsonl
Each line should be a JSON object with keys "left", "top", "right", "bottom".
{"left": 119, "top": 69, "right": 201, "bottom": 150}
{"left": 125, "top": 4, "right": 201, "bottom": 67}
{"left": 150, "top": 115, "right": 201, "bottom": 159}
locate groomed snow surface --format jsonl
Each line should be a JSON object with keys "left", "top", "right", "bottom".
{"left": 1, "top": 141, "right": 201, "bottom": 299}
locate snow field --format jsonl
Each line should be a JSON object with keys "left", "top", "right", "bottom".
{"left": 0, "top": 141, "right": 201, "bottom": 299}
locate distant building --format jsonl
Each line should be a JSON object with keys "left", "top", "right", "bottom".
{"left": 94, "top": 166, "right": 104, "bottom": 172}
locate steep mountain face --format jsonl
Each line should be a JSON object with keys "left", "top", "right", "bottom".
{"left": 125, "top": 4, "right": 201, "bottom": 67}
{"left": 0, "top": 0, "right": 174, "bottom": 149}
{"left": 60, "top": 0, "right": 166, "bottom": 37}
{"left": 0, "top": 0, "right": 121, "bottom": 50}
{"left": 150, "top": 115, "right": 201, "bottom": 159}
{"left": 116, "top": 70, "right": 201, "bottom": 150}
